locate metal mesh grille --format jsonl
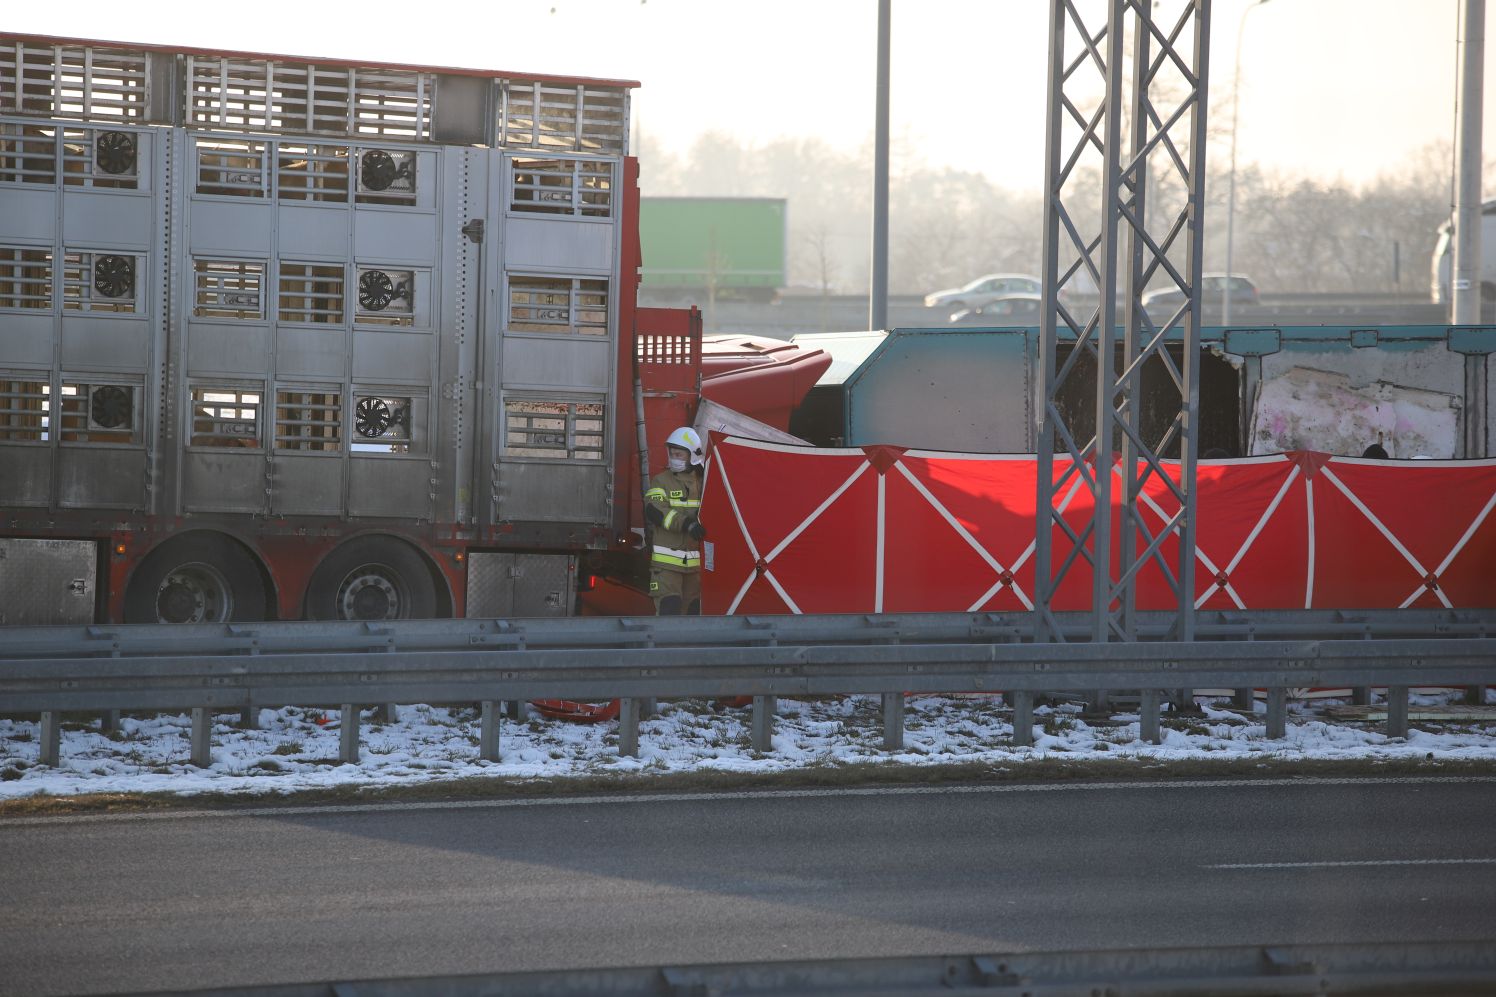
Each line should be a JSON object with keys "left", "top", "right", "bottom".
{"left": 276, "top": 143, "right": 349, "bottom": 202}
{"left": 500, "top": 81, "right": 627, "bottom": 154}
{"left": 59, "top": 381, "right": 139, "bottom": 444}
{"left": 186, "top": 57, "right": 433, "bottom": 139}
{"left": 0, "top": 122, "right": 57, "bottom": 184}
{"left": 195, "top": 138, "right": 268, "bottom": 197}
{"left": 274, "top": 388, "right": 341, "bottom": 451}
{"left": 508, "top": 275, "right": 608, "bottom": 336}
{"left": 0, "top": 43, "right": 147, "bottom": 121}
{"left": 351, "top": 392, "right": 420, "bottom": 454}
{"left": 0, "top": 378, "right": 49, "bottom": 441}
{"left": 194, "top": 259, "right": 265, "bottom": 319}
{"left": 62, "top": 251, "right": 140, "bottom": 313}
{"left": 278, "top": 262, "right": 344, "bottom": 324}
{"left": 189, "top": 385, "right": 262, "bottom": 447}
{"left": 0, "top": 247, "right": 52, "bottom": 309}
{"left": 354, "top": 267, "right": 415, "bottom": 326}
{"left": 503, "top": 398, "right": 605, "bottom": 461}
{"left": 355, "top": 148, "right": 417, "bottom": 205}
{"left": 510, "top": 156, "right": 613, "bottom": 217}
{"left": 60, "top": 126, "right": 139, "bottom": 189}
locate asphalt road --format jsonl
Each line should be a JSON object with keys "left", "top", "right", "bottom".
{"left": 3, "top": 776, "right": 1495, "bottom": 995}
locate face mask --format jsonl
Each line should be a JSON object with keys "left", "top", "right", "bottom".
{"left": 668, "top": 455, "right": 688, "bottom": 473}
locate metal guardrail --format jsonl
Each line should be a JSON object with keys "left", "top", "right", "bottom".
{"left": 4, "top": 608, "right": 1491, "bottom": 657}
{"left": 4, "top": 609, "right": 1494, "bottom": 770}
{"left": 121, "top": 940, "right": 1496, "bottom": 995}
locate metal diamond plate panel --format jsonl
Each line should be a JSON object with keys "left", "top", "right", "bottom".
{"left": 465, "top": 552, "right": 576, "bottom": 618}
{"left": 0, "top": 538, "right": 96, "bottom": 625}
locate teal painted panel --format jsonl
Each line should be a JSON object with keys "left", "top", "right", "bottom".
{"left": 1223, "top": 329, "right": 1281, "bottom": 356}
{"left": 846, "top": 330, "right": 1031, "bottom": 452}
{"left": 1448, "top": 326, "right": 1496, "bottom": 355}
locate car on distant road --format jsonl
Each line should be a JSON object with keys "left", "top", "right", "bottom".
{"left": 950, "top": 292, "right": 1042, "bottom": 324}
{"left": 1142, "top": 273, "right": 1259, "bottom": 314}
{"left": 924, "top": 273, "right": 1041, "bottom": 311}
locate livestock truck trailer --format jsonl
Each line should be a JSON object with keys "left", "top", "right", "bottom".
{"left": 0, "top": 34, "right": 825, "bottom": 626}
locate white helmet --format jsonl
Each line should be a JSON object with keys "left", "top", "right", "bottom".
{"left": 665, "top": 426, "right": 706, "bottom": 466}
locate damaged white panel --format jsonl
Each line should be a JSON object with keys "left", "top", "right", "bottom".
{"left": 694, "top": 397, "right": 808, "bottom": 446}
{"left": 1250, "top": 366, "right": 1461, "bottom": 458}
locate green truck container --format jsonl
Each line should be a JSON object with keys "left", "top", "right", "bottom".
{"left": 639, "top": 197, "right": 787, "bottom": 303}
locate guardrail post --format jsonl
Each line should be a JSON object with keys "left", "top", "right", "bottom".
{"left": 1233, "top": 687, "right": 1254, "bottom": 711}
{"left": 39, "top": 711, "right": 60, "bottom": 767}
{"left": 1386, "top": 685, "right": 1410, "bottom": 739}
{"left": 480, "top": 700, "right": 500, "bottom": 762}
{"left": 1086, "top": 689, "right": 1111, "bottom": 717}
{"left": 1011, "top": 691, "right": 1034, "bottom": 747}
{"left": 190, "top": 707, "right": 211, "bottom": 767}
{"left": 1174, "top": 687, "right": 1198, "bottom": 715}
{"left": 100, "top": 709, "right": 120, "bottom": 733}
{"left": 375, "top": 703, "right": 398, "bottom": 723}
{"left": 1139, "top": 691, "right": 1161, "bottom": 745}
{"left": 1352, "top": 686, "right": 1372, "bottom": 707}
{"left": 504, "top": 700, "right": 524, "bottom": 720}
{"left": 1266, "top": 687, "right": 1286, "bottom": 740}
{"left": 752, "top": 695, "right": 775, "bottom": 753}
{"left": 1464, "top": 685, "right": 1486, "bottom": 705}
{"left": 239, "top": 707, "right": 259, "bottom": 730}
{"left": 618, "top": 697, "right": 640, "bottom": 758}
{"left": 882, "top": 692, "right": 904, "bottom": 750}
{"left": 340, "top": 704, "right": 360, "bottom": 764}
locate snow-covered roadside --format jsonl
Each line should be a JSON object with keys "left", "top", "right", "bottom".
{"left": 3, "top": 692, "right": 1495, "bottom": 800}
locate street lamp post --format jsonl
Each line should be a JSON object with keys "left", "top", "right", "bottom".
{"left": 1224, "top": 0, "right": 1271, "bottom": 326}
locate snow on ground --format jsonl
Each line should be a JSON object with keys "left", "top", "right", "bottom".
{"left": 2, "top": 691, "right": 1495, "bottom": 800}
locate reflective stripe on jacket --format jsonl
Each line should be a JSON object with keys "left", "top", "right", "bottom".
{"left": 651, "top": 545, "right": 701, "bottom": 568}
{"left": 645, "top": 466, "right": 702, "bottom": 571}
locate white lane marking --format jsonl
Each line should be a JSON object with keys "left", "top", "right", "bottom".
{"left": 1207, "top": 858, "right": 1496, "bottom": 870}
{"left": 4, "top": 776, "right": 1494, "bottom": 828}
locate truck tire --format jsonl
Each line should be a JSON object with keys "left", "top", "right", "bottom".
{"left": 124, "top": 533, "right": 267, "bottom": 624}
{"left": 305, "top": 536, "right": 437, "bottom": 621}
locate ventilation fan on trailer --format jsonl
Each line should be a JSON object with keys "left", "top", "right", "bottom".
{"left": 93, "top": 255, "right": 135, "bottom": 298}
{"left": 355, "top": 397, "right": 392, "bottom": 438}
{"left": 89, "top": 385, "right": 132, "bottom": 430}
{"left": 357, "top": 269, "right": 410, "bottom": 312}
{"left": 360, "top": 150, "right": 414, "bottom": 192}
{"left": 95, "top": 131, "right": 137, "bottom": 175}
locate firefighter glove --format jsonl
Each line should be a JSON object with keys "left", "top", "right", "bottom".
{"left": 687, "top": 516, "right": 708, "bottom": 541}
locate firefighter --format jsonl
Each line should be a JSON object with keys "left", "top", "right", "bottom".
{"left": 645, "top": 426, "right": 708, "bottom": 615}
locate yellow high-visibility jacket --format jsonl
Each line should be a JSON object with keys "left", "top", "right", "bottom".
{"left": 644, "top": 467, "right": 702, "bottom": 571}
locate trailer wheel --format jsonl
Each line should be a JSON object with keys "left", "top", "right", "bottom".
{"left": 124, "top": 534, "right": 267, "bottom": 624}
{"left": 305, "top": 537, "right": 436, "bottom": 621}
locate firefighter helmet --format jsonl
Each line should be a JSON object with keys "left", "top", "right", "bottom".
{"left": 665, "top": 426, "right": 706, "bottom": 466}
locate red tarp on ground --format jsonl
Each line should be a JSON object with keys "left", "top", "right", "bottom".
{"left": 700, "top": 439, "right": 1496, "bottom": 614}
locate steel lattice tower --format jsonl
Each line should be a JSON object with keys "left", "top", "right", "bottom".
{"left": 1035, "top": 0, "right": 1212, "bottom": 643}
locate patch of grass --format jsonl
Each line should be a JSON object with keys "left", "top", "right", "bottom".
{"left": 1041, "top": 714, "right": 1076, "bottom": 736}
{"left": 8, "top": 731, "right": 33, "bottom": 743}
{"left": 252, "top": 759, "right": 285, "bottom": 773}
{"left": 271, "top": 741, "right": 303, "bottom": 756}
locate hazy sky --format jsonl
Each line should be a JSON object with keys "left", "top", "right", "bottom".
{"left": 9, "top": 0, "right": 1492, "bottom": 193}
